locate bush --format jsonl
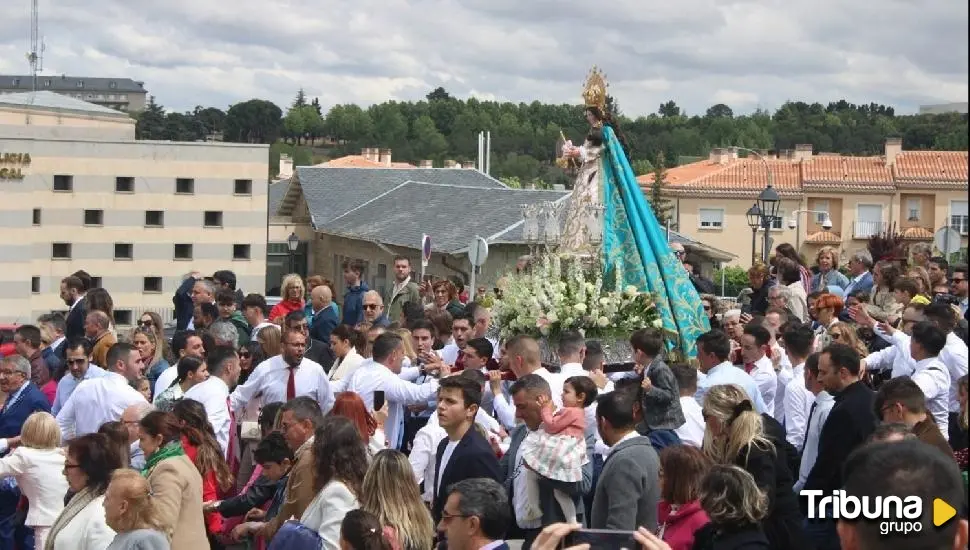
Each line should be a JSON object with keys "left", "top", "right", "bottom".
{"left": 713, "top": 266, "right": 749, "bottom": 298}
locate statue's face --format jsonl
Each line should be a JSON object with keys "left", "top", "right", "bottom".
{"left": 585, "top": 109, "right": 598, "bottom": 126}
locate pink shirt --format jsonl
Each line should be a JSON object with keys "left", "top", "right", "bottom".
{"left": 540, "top": 406, "right": 585, "bottom": 439}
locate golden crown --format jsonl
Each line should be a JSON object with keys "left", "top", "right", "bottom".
{"left": 582, "top": 66, "right": 608, "bottom": 111}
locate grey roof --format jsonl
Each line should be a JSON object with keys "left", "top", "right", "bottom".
{"left": 278, "top": 166, "right": 508, "bottom": 220}
{"left": 0, "top": 91, "right": 132, "bottom": 118}
{"left": 318, "top": 181, "right": 568, "bottom": 254}
{"left": 0, "top": 75, "right": 146, "bottom": 93}
{"left": 268, "top": 179, "right": 290, "bottom": 215}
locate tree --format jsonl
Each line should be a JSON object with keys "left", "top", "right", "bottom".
{"left": 658, "top": 100, "right": 681, "bottom": 118}
{"left": 283, "top": 107, "right": 306, "bottom": 143}
{"left": 293, "top": 88, "right": 307, "bottom": 108}
{"left": 426, "top": 87, "right": 452, "bottom": 102}
{"left": 135, "top": 96, "right": 166, "bottom": 140}
{"left": 192, "top": 106, "right": 226, "bottom": 136}
{"left": 631, "top": 159, "right": 655, "bottom": 176}
{"left": 311, "top": 97, "right": 322, "bottom": 116}
{"left": 647, "top": 156, "right": 675, "bottom": 227}
{"left": 224, "top": 99, "right": 282, "bottom": 144}
{"left": 706, "top": 104, "right": 734, "bottom": 118}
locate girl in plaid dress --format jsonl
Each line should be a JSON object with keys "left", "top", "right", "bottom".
{"left": 521, "top": 376, "right": 598, "bottom": 524}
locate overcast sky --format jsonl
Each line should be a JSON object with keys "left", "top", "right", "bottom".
{"left": 0, "top": 0, "right": 967, "bottom": 116}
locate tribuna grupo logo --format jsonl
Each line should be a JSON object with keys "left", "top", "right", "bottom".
{"left": 801, "top": 490, "right": 923, "bottom": 535}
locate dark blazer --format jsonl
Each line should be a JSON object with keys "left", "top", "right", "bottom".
{"left": 432, "top": 426, "right": 501, "bottom": 524}
{"left": 64, "top": 301, "right": 86, "bottom": 342}
{"left": 309, "top": 306, "right": 339, "bottom": 345}
{"left": 0, "top": 383, "right": 51, "bottom": 440}
{"left": 804, "top": 380, "right": 877, "bottom": 494}
{"left": 173, "top": 276, "right": 196, "bottom": 331}
{"left": 304, "top": 339, "right": 336, "bottom": 374}
{"left": 735, "top": 441, "right": 807, "bottom": 550}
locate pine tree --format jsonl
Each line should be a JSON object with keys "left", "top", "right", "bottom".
{"left": 293, "top": 88, "right": 307, "bottom": 108}
{"left": 648, "top": 155, "right": 675, "bottom": 227}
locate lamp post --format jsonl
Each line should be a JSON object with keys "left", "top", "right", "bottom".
{"left": 789, "top": 210, "right": 833, "bottom": 253}
{"left": 286, "top": 232, "right": 299, "bottom": 274}
{"left": 746, "top": 203, "right": 762, "bottom": 265}
{"left": 730, "top": 147, "right": 780, "bottom": 263}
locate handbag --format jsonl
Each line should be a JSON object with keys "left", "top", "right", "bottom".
{"left": 266, "top": 521, "right": 323, "bottom": 550}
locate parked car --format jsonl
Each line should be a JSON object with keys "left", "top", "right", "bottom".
{"left": 0, "top": 324, "right": 19, "bottom": 358}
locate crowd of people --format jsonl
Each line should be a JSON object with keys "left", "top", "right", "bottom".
{"left": 0, "top": 245, "right": 967, "bottom": 550}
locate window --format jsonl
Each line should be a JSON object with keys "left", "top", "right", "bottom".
{"left": 145, "top": 210, "right": 164, "bottom": 227}
{"left": 760, "top": 209, "right": 784, "bottom": 231}
{"left": 109, "top": 81, "right": 117, "bottom": 89}
{"left": 174, "top": 244, "right": 193, "bottom": 260}
{"left": 83, "top": 209, "right": 104, "bottom": 226}
{"left": 204, "top": 211, "right": 224, "bottom": 227}
{"left": 44, "top": 79, "right": 51, "bottom": 87}
{"left": 813, "top": 200, "right": 829, "bottom": 224}
{"left": 698, "top": 208, "right": 724, "bottom": 229}
{"left": 951, "top": 200, "right": 969, "bottom": 235}
{"left": 32, "top": 209, "right": 40, "bottom": 226}
{"left": 114, "top": 243, "right": 133, "bottom": 260}
{"left": 906, "top": 198, "right": 921, "bottom": 221}
{"left": 143, "top": 277, "right": 163, "bottom": 293}
{"left": 234, "top": 179, "right": 253, "bottom": 195}
{"left": 855, "top": 204, "right": 884, "bottom": 238}
{"left": 52, "top": 243, "right": 72, "bottom": 259}
{"left": 31, "top": 277, "right": 40, "bottom": 294}
{"left": 53, "top": 175, "right": 73, "bottom": 192}
{"left": 115, "top": 176, "right": 135, "bottom": 193}
{"left": 11, "top": 78, "right": 19, "bottom": 86}
{"left": 76, "top": 80, "right": 84, "bottom": 88}
{"left": 175, "top": 178, "right": 195, "bottom": 194}
{"left": 91, "top": 276, "right": 103, "bottom": 289}
{"left": 114, "top": 310, "right": 133, "bottom": 326}
{"left": 232, "top": 244, "right": 251, "bottom": 260}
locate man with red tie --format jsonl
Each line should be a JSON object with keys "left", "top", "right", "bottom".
{"left": 229, "top": 330, "right": 335, "bottom": 416}
{"left": 740, "top": 324, "right": 778, "bottom": 419}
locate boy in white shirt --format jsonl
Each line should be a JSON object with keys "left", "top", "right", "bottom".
{"left": 670, "top": 363, "right": 705, "bottom": 447}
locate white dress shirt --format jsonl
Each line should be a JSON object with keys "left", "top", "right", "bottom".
{"left": 696, "top": 362, "right": 768, "bottom": 413}
{"left": 56, "top": 372, "right": 148, "bottom": 442}
{"left": 153, "top": 365, "right": 179, "bottom": 397}
{"left": 52, "top": 364, "right": 106, "bottom": 416}
{"left": 184, "top": 376, "right": 231, "bottom": 457}
{"left": 782, "top": 363, "right": 814, "bottom": 449}
{"left": 230, "top": 355, "right": 335, "bottom": 414}
{"left": 492, "top": 367, "right": 564, "bottom": 429}
{"left": 773, "top": 349, "right": 793, "bottom": 423}
{"left": 794, "top": 391, "right": 835, "bottom": 492}
{"left": 410, "top": 420, "right": 447, "bottom": 502}
{"left": 340, "top": 360, "right": 439, "bottom": 449}
{"left": 911, "top": 357, "right": 951, "bottom": 437}
{"left": 746, "top": 355, "right": 778, "bottom": 419}
{"left": 0, "top": 447, "right": 68, "bottom": 526}
{"left": 940, "top": 332, "right": 968, "bottom": 413}
{"left": 512, "top": 437, "right": 542, "bottom": 530}
{"left": 675, "top": 396, "right": 705, "bottom": 447}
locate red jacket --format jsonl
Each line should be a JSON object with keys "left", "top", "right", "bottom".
{"left": 658, "top": 500, "right": 709, "bottom": 550}
{"left": 269, "top": 299, "right": 304, "bottom": 323}
{"left": 182, "top": 437, "right": 224, "bottom": 536}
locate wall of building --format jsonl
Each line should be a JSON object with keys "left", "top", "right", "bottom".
{"left": 674, "top": 197, "right": 801, "bottom": 265}
{"left": 0, "top": 133, "right": 269, "bottom": 325}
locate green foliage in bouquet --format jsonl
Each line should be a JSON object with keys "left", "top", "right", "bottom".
{"left": 493, "top": 253, "right": 661, "bottom": 341}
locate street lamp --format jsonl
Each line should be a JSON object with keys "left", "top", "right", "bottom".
{"left": 757, "top": 184, "right": 781, "bottom": 263}
{"left": 286, "top": 232, "right": 299, "bottom": 274}
{"left": 746, "top": 203, "right": 762, "bottom": 265}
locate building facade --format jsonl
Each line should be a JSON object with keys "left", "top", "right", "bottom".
{"left": 640, "top": 140, "right": 968, "bottom": 268}
{"left": 0, "top": 75, "right": 148, "bottom": 112}
{"left": 0, "top": 92, "right": 268, "bottom": 325}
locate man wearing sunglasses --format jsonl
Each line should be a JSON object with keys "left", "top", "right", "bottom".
{"left": 51, "top": 337, "right": 105, "bottom": 416}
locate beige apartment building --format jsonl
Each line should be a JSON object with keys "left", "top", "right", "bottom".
{"left": 0, "top": 75, "right": 148, "bottom": 112}
{"left": 639, "top": 140, "right": 969, "bottom": 268}
{"left": 0, "top": 91, "right": 268, "bottom": 325}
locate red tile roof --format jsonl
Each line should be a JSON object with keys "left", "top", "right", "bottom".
{"left": 801, "top": 156, "right": 894, "bottom": 187}
{"left": 900, "top": 226, "right": 934, "bottom": 240}
{"left": 894, "top": 151, "right": 968, "bottom": 183}
{"left": 805, "top": 231, "right": 842, "bottom": 245}
{"left": 319, "top": 155, "right": 415, "bottom": 168}
{"left": 639, "top": 158, "right": 801, "bottom": 197}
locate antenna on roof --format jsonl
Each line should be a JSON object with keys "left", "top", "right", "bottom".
{"left": 24, "top": 0, "right": 42, "bottom": 124}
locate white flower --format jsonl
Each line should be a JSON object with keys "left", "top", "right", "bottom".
{"left": 624, "top": 285, "right": 639, "bottom": 297}
{"left": 652, "top": 318, "right": 663, "bottom": 328}
{"left": 597, "top": 316, "right": 610, "bottom": 327}
{"left": 598, "top": 297, "right": 611, "bottom": 306}
{"left": 546, "top": 311, "right": 559, "bottom": 323}
{"left": 574, "top": 303, "right": 587, "bottom": 314}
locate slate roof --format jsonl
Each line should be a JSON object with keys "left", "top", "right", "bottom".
{"left": 0, "top": 91, "right": 132, "bottom": 118}
{"left": 268, "top": 179, "right": 290, "bottom": 215}
{"left": 0, "top": 75, "right": 146, "bottom": 93}
{"left": 278, "top": 166, "right": 508, "bottom": 221}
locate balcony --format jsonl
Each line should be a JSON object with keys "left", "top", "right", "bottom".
{"left": 853, "top": 220, "right": 888, "bottom": 239}
{"left": 951, "top": 215, "right": 969, "bottom": 236}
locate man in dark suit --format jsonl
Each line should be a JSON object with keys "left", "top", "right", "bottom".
{"left": 499, "top": 375, "right": 594, "bottom": 550}
{"left": 307, "top": 286, "right": 339, "bottom": 349}
{"left": 59, "top": 275, "right": 87, "bottom": 342}
{"left": 438, "top": 478, "right": 511, "bottom": 550}
{"left": 432, "top": 376, "right": 501, "bottom": 526}
{"left": 0, "top": 355, "right": 52, "bottom": 550}
{"left": 803, "top": 343, "right": 877, "bottom": 550}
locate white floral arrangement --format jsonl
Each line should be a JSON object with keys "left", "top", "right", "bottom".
{"left": 493, "top": 253, "right": 661, "bottom": 341}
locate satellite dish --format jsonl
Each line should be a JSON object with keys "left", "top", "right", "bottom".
{"left": 933, "top": 227, "right": 961, "bottom": 255}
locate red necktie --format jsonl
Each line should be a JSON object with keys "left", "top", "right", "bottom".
{"left": 744, "top": 362, "right": 755, "bottom": 374}
{"left": 286, "top": 366, "right": 296, "bottom": 400}
{"left": 226, "top": 397, "right": 239, "bottom": 478}
{"left": 455, "top": 350, "right": 466, "bottom": 371}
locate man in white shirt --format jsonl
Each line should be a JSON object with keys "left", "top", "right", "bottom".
{"left": 230, "top": 330, "right": 334, "bottom": 415}
{"left": 185, "top": 346, "right": 241, "bottom": 458}
{"left": 52, "top": 337, "right": 106, "bottom": 415}
{"left": 781, "top": 324, "right": 816, "bottom": 449}
{"left": 56, "top": 342, "right": 147, "bottom": 442}
{"left": 242, "top": 294, "right": 276, "bottom": 341}
{"left": 907, "top": 321, "right": 952, "bottom": 436}
{"left": 342, "top": 331, "right": 441, "bottom": 449}
{"left": 923, "top": 302, "right": 969, "bottom": 442}
{"left": 695, "top": 330, "right": 768, "bottom": 413}
{"left": 492, "top": 336, "right": 563, "bottom": 429}
{"left": 740, "top": 324, "right": 778, "bottom": 418}
{"left": 794, "top": 353, "right": 834, "bottom": 492}
{"left": 154, "top": 330, "right": 206, "bottom": 397}
{"left": 670, "top": 363, "right": 705, "bottom": 447}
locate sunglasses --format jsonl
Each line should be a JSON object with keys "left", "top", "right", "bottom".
{"left": 363, "top": 304, "right": 381, "bottom": 310}
{"left": 829, "top": 332, "right": 842, "bottom": 340}
{"left": 239, "top": 352, "right": 251, "bottom": 359}
{"left": 139, "top": 320, "right": 153, "bottom": 327}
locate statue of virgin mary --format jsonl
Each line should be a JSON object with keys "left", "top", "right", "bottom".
{"left": 559, "top": 67, "right": 710, "bottom": 358}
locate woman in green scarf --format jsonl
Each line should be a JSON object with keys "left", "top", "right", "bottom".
{"left": 138, "top": 411, "right": 209, "bottom": 549}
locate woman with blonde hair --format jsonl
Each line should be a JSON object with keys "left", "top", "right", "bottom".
{"left": 137, "top": 312, "right": 173, "bottom": 364}
{"left": 811, "top": 246, "right": 849, "bottom": 291}
{"left": 103, "top": 469, "right": 169, "bottom": 550}
{"left": 256, "top": 325, "right": 282, "bottom": 359}
{"left": 702, "top": 384, "right": 806, "bottom": 550}
{"left": 359, "top": 450, "right": 434, "bottom": 550}
{"left": 691, "top": 464, "right": 770, "bottom": 550}
{"left": 393, "top": 329, "right": 417, "bottom": 363}
{"left": 825, "top": 322, "right": 868, "bottom": 358}
{"left": 130, "top": 327, "right": 169, "bottom": 393}
{"left": 906, "top": 265, "right": 932, "bottom": 297}
{"left": 0, "top": 412, "right": 68, "bottom": 549}
{"left": 270, "top": 274, "right": 306, "bottom": 323}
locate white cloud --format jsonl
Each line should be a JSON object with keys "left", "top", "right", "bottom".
{"left": 0, "top": 0, "right": 965, "bottom": 116}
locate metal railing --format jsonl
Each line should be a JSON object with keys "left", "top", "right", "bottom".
{"left": 853, "top": 220, "right": 888, "bottom": 239}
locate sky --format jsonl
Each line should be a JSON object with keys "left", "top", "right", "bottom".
{"left": 0, "top": 0, "right": 967, "bottom": 117}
